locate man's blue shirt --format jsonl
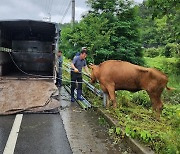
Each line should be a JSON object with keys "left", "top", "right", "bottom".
{"left": 72, "top": 56, "right": 87, "bottom": 72}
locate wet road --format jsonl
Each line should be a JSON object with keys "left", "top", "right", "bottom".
{"left": 0, "top": 87, "right": 134, "bottom": 154}
{"left": 14, "top": 114, "right": 72, "bottom": 154}
{"left": 0, "top": 114, "right": 72, "bottom": 154}
{"left": 0, "top": 115, "right": 15, "bottom": 154}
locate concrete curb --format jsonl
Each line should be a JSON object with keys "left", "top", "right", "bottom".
{"left": 93, "top": 107, "right": 155, "bottom": 154}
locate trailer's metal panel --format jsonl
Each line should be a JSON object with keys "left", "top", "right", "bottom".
{"left": 12, "top": 41, "right": 52, "bottom": 53}
{"left": 12, "top": 52, "right": 54, "bottom": 73}
{"left": 0, "top": 20, "right": 59, "bottom": 42}
{"left": 0, "top": 20, "right": 60, "bottom": 76}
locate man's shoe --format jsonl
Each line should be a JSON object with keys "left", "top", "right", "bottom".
{"left": 77, "top": 89, "right": 84, "bottom": 101}
{"left": 71, "top": 97, "right": 75, "bottom": 102}
{"left": 77, "top": 97, "right": 84, "bottom": 101}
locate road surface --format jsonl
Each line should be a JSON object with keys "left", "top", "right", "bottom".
{"left": 0, "top": 87, "right": 134, "bottom": 154}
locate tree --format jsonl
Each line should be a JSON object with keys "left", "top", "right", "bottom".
{"left": 87, "top": 0, "right": 143, "bottom": 64}
{"left": 59, "top": 15, "right": 111, "bottom": 63}
{"left": 147, "top": 0, "right": 180, "bottom": 44}
{"left": 138, "top": 0, "right": 180, "bottom": 49}
{"left": 147, "top": 0, "right": 179, "bottom": 18}
{"left": 60, "top": 0, "right": 144, "bottom": 65}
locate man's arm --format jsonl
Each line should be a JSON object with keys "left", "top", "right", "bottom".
{"left": 84, "top": 66, "right": 90, "bottom": 76}
{"left": 71, "top": 63, "right": 79, "bottom": 72}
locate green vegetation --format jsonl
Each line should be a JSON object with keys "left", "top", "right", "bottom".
{"left": 60, "top": 0, "right": 143, "bottom": 65}
{"left": 138, "top": 0, "right": 179, "bottom": 48}
{"left": 62, "top": 57, "right": 179, "bottom": 154}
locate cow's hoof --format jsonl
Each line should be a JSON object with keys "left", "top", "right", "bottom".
{"left": 113, "top": 105, "right": 117, "bottom": 108}
{"left": 106, "top": 107, "right": 109, "bottom": 109}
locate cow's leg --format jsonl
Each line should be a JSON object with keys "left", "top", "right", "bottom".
{"left": 147, "top": 90, "right": 163, "bottom": 119}
{"left": 106, "top": 94, "right": 110, "bottom": 108}
{"left": 106, "top": 84, "right": 117, "bottom": 108}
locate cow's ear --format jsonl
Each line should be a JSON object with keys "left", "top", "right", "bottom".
{"left": 89, "top": 63, "right": 94, "bottom": 69}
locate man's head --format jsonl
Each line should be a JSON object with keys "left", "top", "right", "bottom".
{"left": 80, "top": 48, "right": 87, "bottom": 60}
{"left": 57, "top": 50, "right": 62, "bottom": 57}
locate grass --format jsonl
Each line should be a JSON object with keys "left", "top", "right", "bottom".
{"left": 84, "top": 88, "right": 180, "bottom": 154}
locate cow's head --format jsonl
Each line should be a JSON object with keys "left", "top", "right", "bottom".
{"left": 89, "top": 63, "right": 98, "bottom": 83}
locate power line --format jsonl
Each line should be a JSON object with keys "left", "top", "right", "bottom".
{"left": 57, "top": 0, "right": 69, "bottom": 22}
{"left": 41, "top": 0, "right": 53, "bottom": 22}
{"left": 44, "top": 0, "right": 49, "bottom": 15}
{"left": 47, "top": 0, "right": 54, "bottom": 15}
{"left": 57, "top": 0, "right": 66, "bottom": 19}
{"left": 60, "top": 0, "right": 71, "bottom": 23}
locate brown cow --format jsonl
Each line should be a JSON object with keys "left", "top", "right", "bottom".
{"left": 89, "top": 60, "right": 173, "bottom": 117}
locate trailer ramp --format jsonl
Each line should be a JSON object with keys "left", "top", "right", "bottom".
{"left": 0, "top": 79, "right": 60, "bottom": 115}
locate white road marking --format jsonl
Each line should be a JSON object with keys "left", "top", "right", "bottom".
{"left": 3, "top": 114, "right": 23, "bottom": 154}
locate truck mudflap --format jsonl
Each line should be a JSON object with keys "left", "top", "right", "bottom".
{"left": 0, "top": 79, "right": 60, "bottom": 115}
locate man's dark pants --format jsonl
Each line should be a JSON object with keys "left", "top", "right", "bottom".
{"left": 55, "top": 71, "right": 62, "bottom": 87}
{"left": 71, "top": 71, "right": 82, "bottom": 101}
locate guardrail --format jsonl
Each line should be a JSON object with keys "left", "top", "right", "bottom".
{"left": 63, "top": 62, "right": 106, "bottom": 109}
{"left": 64, "top": 84, "right": 92, "bottom": 109}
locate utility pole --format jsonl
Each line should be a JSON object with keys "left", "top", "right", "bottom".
{"left": 48, "top": 13, "right": 51, "bottom": 22}
{"left": 72, "top": 0, "right": 75, "bottom": 26}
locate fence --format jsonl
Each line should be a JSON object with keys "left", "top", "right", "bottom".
{"left": 62, "top": 62, "right": 107, "bottom": 109}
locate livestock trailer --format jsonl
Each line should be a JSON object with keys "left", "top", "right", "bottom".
{"left": 0, "top": 20, "right": 60, "bottom": 77}
{"left": 0, "top": 20, "right": 60, "bottom": 115}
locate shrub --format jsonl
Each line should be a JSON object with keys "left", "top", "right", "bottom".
{"left": 164, "top": 43, "right": 180, "bottom": 58}
{"left": 143, "top": 47, "right": 163, "bottom": 58}
{"left": 63, "top": 50, "right": 77, "bottom": 60}
{"left": 131, "top": 91, "right": 151, "bottom": 108}
{"left": 144, "top": 57, "right": 179, "bottom": 75}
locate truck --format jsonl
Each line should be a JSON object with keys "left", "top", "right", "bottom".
{"left": 0, "top": 20, "right": 60, "bottom": 115}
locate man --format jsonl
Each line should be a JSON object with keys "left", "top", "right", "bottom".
{"left": 71, "top": 48, "right": 90, "bottom": 102}
{"left": 55, "top": 50, "right": 63, "bottom": 87}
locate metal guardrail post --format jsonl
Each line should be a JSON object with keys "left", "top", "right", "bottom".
{"left": 103, "top": 93, "right": 107, "bottom": 107}
{"left": 83, "top": 79, "right": 103, "bottom": 97}
{"left": 64, "top": 84, "right": 91, "bottom": 109}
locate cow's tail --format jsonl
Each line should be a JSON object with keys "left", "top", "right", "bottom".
{"left": 166, "top": 86, "right": 175, "bottom": 91}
